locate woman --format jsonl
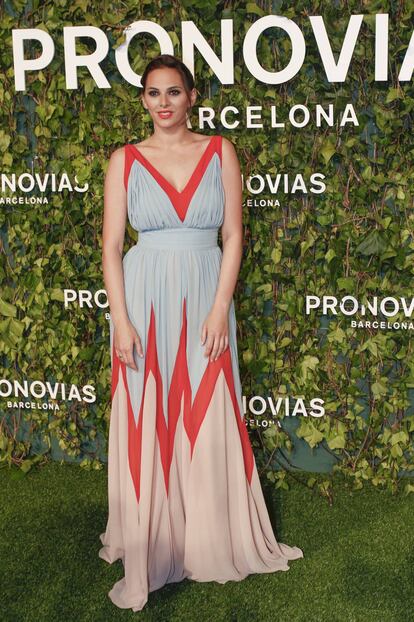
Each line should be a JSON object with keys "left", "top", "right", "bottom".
{"left": 99, "top": 53, "right": 303, "bottom": 612}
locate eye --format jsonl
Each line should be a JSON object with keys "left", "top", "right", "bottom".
{"left": 147, "top": 89, "right": 181, "bottom": 96}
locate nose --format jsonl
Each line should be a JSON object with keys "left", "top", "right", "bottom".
{"left": 159, "top": 93, "right": 169, "bottom": 107}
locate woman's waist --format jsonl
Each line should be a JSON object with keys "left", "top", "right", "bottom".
{"left": 135, "top": 227, "right": 220, "bottom": 250}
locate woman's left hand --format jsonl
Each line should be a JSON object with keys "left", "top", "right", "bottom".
{"left": 200, "top": 304, "right": 229, "bottom": 362}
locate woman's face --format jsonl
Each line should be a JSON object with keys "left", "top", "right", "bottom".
{"left": 141, "top": 67, "right": 196, "bottom": 129}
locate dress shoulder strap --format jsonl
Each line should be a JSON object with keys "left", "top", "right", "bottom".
{"left": 123, "top": 144, "right": 136, "bottom": 191}
{"left": 216, "top": 134, "right": 222, "bottom": 166}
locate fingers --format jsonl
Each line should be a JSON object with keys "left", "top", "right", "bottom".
{"left": 203, "top": 330, "right": 214, "bottom": 359}
{"left": 135, "top": 334, "right": 144, "bottom": 358}
{"left": 116, "top": 336, "right": 143, "bottom": 371}
{"left": 204, "top": 333, "right": 229, "bottom": 362}
{"left": 115, "top": 325, "right": 229, "bottom": 368}
{"left": 116, "top": 345, "right": 138, "bottom": 371}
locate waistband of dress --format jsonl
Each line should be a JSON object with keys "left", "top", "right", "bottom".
{"left": 136, "top": 227, "right": 219, "bottom": 250}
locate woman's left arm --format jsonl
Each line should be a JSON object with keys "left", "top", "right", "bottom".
{"left": 201, "top": 137, "right": 243, "bottom": 362}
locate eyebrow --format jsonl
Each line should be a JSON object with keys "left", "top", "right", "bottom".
{"left": 147, "top": 85, "right": 182, "bottom": 89}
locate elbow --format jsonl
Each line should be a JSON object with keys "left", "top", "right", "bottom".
{"left": 102, "top": 242, "right": 123, "bottom": 262}
{"left": 222, "top": 230, "right": 243, "bottom": 251}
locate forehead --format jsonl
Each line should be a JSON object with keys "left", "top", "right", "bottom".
{"left": 146, "top": 67, "right": 184, "bottom": 88}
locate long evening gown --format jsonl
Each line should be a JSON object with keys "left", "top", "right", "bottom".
{"left": 98, "top": 133, "right": 303, "bottom": 611}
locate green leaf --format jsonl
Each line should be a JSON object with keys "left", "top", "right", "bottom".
{"left": 356, "top": 230, "right": 388, "bottom": 256}
{"left": 325, "top": 248, "right": 336, "bottom": 263}
{"left": 300, "top": 355, "right": 319, "bottom": 381}
{"left": 371, "top": 381, "right": 387, "bottom": 399}
{"left": 320, "top": 139, "right": 336, "bottom": 164}
{"left": 327, "top": 434, "right": 346, "bottom": 450}
{"left": 0, "top": 130, "right": 11, "bottom": 151}
{"left": 337, "top": 277, "right": 355, "bottom": 290}
{"left": 246, "top": 2, "right": 265, "bottom": 16}
{"left": 271, "top": 244, "right": 282, "bottom": 264}
{"left": 385, "top": 87, "right": 401, "bottom": 103}
{"left": 0, "top": 297, "right": 17, "bottom": 317}
{"left": 296, "top": 421, "right": 324, "bottom": 448}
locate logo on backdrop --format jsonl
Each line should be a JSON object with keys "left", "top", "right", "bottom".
{"left": 306, "top": 295, "right": 414, "bottom": 330}
{"left": 243, "top": 394, "right": 325, "bottom": 428}
{"left": 0, "top": 172, "right": 88, "bottom": 204}
{"left": 63, "top": 289, "right": 108, "bottom": 309}
{"left": 0, "top": 378, "right": 96, "bottom": 411}
{"left": 11, "top": 15, "right": 410, "bottom": 93}
{"left": 60, "top": 289, "right": 110, "bottom": 320}
{"left": 243, "top": 172, "right": 327, "bottom": 206}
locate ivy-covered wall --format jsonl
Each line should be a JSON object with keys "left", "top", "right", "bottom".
{"left": 1, "top": 1, "right": 414, "bottom": 500}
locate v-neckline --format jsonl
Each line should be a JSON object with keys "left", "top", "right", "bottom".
{"left": 130, "top": 135, "right": 215, "bottom": 196}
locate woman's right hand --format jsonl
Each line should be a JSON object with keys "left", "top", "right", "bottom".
{"left": 114, "top": 320, "right": 143, "bottom": 371}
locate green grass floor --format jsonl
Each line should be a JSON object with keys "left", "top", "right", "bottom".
{"left": 0, "top": 462, "right": 413, "bottom": 622}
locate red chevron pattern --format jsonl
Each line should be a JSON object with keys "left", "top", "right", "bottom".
{"left": 111, "top": 296, "right": 254, "bottom": 504}
{"left": 125, "top": 135, "right": 220, "bottom": 222}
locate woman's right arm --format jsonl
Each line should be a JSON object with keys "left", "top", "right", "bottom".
{"left": 102, "top": 147, "right": 143, "bottom": 370}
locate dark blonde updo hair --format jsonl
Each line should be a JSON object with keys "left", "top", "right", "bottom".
{"left": 141, "top": 54, "right": 195, "bottom": 109}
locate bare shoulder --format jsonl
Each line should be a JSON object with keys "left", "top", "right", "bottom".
{"left": 108, "top": 145, "right": 126, "bottom": 164}
{"left": 104, "top": 146, "right": 126, "bottom": 188}
{"left": 221, "top": 136, "right": 238, "bottom": 160}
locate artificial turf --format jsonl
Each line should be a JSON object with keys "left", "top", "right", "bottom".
{"left": 0, "top": 462, "right": 413, "bottom": 622}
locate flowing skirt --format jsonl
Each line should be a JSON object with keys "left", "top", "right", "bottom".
{"left": 98, "top": 228, "right": 303, "bottom": 611}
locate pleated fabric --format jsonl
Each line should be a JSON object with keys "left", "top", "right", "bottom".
{"left": 98, "top": 134, "right": 303, "bottom": 611}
